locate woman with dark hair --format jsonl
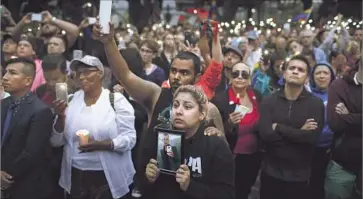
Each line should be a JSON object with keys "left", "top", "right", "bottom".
{"left": 110, "top": 48, "right": 146, "bottom": 89}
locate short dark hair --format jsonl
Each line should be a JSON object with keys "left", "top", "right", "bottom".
{"left": 287, "top": 54, "right": 311, "bottom": 72}
{"left": 120, "top": 48, "right": 145, "bottom": 79}
{"left": 172, "top": 51, "right": 201, "bottom": 75}
{"left": 270, "top": 50, "right": 288, "bottom": 68}
{"left": 330, "top": 50, "right": 346, "bottom": 62}
{"left": 50, "top": 34, "right": 68, "bottom": 49}
{"left": 42, "top": 53, "right": 67, "bottom": 74}
{"left": 5, "top": 57, "right": 36, "bottom": 78}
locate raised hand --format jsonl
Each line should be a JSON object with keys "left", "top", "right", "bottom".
{"left": 41, "top": 11, "right": 53, "bottom": 24}
{"left": 21, "top": 13, "right": 32, "bottom": 25}
{"left": 92, "top": 17, "right": 115, "bottom": 44}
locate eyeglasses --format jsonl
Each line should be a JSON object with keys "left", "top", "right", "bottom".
{"left": 231, "top": 70, "right": 250, "bottom": 79}
{"left": 76, "top": 68, "right": 99, "bottom": 77}
{"left": 140, "top": 48, "right": 153, "bottom": 54}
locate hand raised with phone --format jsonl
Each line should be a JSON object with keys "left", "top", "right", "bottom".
{"left": 92, "top": 18, "right": 115, "bottom": 44}
{"left": 40, "top": 11, "right": 53, "bottom": 23}
{"left": 20, "top": 13, "right": 32, "bottom": 25}
{"left": 1, "top": 6, "right": 11, "bottom": 18}
{"left": 53, "top": 100, "right": 67, "bottom": 116}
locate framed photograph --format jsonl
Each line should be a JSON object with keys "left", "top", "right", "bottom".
{"left": 155, "top": 127, "right": 184, "bottom": 175}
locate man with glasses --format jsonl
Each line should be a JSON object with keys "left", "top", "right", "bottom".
{"left": 258, "top": 55, "right": 325, "bottom": 199}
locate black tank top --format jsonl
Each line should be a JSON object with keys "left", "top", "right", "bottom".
{"left": 148, "top": 88, "right": 174, "bottom": 133}
{"left": 137, "top": 88, "right": 173, "bottom": 178}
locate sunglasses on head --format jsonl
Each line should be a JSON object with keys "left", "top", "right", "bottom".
{"left": 231, "top": 70, "right": 250, "bottom": 79}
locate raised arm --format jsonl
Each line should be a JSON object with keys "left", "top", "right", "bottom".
{"left": 11, "top": 14, "right": 32, "bottom": 41}
{"left": 199, "top": 36, "right": 211, "bottom": 67}
{"left": 2, "top": 6, "right": 16, "bottom": 27}
{"left": 93, "top": 22, "right": 161, "bottom": 117}
{"left": 41, "top": 11, "right": 79, "bottom": 48}
{"left": 198, "top": 32, "right": 223, "bottom": 98}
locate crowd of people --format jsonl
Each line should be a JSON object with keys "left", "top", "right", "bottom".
{"left": 0, "top": 4, "right": 362, "bottom": 199}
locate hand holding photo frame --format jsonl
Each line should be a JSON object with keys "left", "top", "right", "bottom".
{"left": 155, "top": 127, "right": 184, "bottom": 175}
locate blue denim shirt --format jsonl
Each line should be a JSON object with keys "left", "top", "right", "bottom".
{"left": 313, "top": 47, "right": 327, "bottom": 63}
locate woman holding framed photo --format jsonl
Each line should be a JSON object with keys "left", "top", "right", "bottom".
{"left": 144, "top": 85, "right": 234, "bottom": 199}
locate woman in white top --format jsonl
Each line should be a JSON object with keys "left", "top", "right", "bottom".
{"left": 51, "top": 55, "right": 136, "bottom": 199}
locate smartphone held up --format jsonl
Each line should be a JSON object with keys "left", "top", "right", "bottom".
{"left": 99, "top": 0, "right": 112, "bottom": 34}
{"left": 31, "top": 13, "right": 43, "bottom": 22}
{"left": 55, "top": 83, "right": 69, "bottom": 103}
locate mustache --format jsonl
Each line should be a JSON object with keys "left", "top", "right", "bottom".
{"left": 170, "top": 81, "right": 181, "bottom": 87}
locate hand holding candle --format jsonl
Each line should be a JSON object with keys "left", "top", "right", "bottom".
{"left": 76, "top": 130, "right": 90, "bottom": 145}
{"left": 77, "top": 130, "right": 113, "bottom": 152}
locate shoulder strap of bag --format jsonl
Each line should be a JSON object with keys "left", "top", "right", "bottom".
{"left": 68, "top": 93, "right": 115, "bottom": 111}
{"left": 109, "top": 92, "right": 115, "bottom": 111}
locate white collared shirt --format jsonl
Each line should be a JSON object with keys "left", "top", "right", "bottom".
{"left": 71, "top": 105, "right": 103, "bottom": 171}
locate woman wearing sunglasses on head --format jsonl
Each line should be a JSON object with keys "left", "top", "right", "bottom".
{"left": 212, "top": 62, "right": 263, "bottom": 199}
{"left": 144, "top": 85, "right": 234, "bottom": 199}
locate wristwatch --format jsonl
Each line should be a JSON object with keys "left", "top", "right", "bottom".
{"left": 51, "top": 17, "right": 57, "bottom": 23}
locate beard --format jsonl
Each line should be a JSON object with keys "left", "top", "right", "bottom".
{"left": 41, "top": 29, "right": 57, "bottom": 38}
{"left": 170, "top": 81, "right": 181, "bottom": 93}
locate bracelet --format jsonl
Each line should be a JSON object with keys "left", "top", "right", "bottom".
{"left": 51, "top": 17, "right": 57, "bottom": 22}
